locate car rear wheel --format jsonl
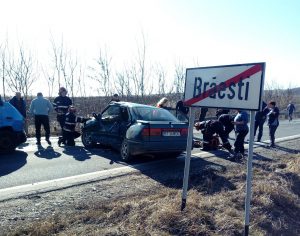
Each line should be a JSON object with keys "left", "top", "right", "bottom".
{"left": 120, "top": 139, "right": 132, "bottom": 162}
{"left": 81, "top": 131, "right": 96, "bottom": 148}
{"left": 0, "top": 130, "right": 16, "bottom": 153}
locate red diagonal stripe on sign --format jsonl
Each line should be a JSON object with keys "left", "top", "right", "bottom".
{"left": 184, "top": 64, "right": 262, "bottom": 106}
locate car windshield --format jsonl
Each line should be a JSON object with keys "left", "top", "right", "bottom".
{"left": 132, "top": 107, "right": 179, "bottom": 122}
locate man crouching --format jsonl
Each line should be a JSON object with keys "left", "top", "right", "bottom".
{"left": 194, "top": 120, "right": 233, "bottom": 155}
{"left": 58, "top": 106, "right": 90, "bottom": 146}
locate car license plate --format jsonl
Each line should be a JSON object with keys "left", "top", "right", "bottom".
{"left": 162, "top": 131, "right": 181, "bottom": 136}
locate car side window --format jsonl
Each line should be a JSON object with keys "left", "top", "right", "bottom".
{"left": 101, "top": 106, "right": 121, "bottom": 120}
{"left": 120, "top": 107, "right": 129, "bottom": 121}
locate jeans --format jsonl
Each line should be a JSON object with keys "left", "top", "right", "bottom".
{"left": 234, "top": 129, "right": 249, "bottom": 154}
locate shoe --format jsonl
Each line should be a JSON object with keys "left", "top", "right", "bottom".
{"left": 46, "top": 139, "right": 52, "bottom": 145}
{"left": 58, "top": 137, "right": 63, "bottom": 147}
{"left": 268, "top": 144, "right": 275, "bottom": 148}
{"left": 256, "top": 139, "right": 261, "bottom": 142}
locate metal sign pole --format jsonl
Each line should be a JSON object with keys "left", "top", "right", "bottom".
{"left": 181, "top": 107, "right": 195, "bottom": 211}
{"left": 244, "top": 110, "right": 255, "bottom": 235}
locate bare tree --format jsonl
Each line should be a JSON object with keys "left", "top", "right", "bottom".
{"left": 89, "top": 48, "right": 112, "bottom": 96}
{"left": 6, "top": 45, "right": 37, "bottom": 99}
{"left": 49, "top": 36, "right": 80, "bottom": 100}
{"left": 264, "top": 80, "right": 295, "bottom": 109}
{"left": 50, "top": 35, "right": 64, "bottom": 89}
{"left": 0, "top": 43, "right": 8, "bottom": 99}
{"left": 153, "top": 63, "right": 167, "bottom": 96}
{"left": 133, "top": 32, "right": 147, "bottom": 97}
{"left": 173, "top": 61, "right": 185, "bottom": 95}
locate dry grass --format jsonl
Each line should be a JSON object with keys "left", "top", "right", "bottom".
{"left": 4, "top": 153, "right": 300, "bottom": 236}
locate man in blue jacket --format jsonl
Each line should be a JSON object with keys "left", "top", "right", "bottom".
{"left": 29, "top": 92, "right": 53, "bottom": 145}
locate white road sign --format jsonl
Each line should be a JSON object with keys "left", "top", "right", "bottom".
{"left": 183, "top": 63, "right": 265, "bottom": 110}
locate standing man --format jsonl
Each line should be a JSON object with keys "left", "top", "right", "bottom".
{"left": 199, "top": 107, "right": 208, "bottom": 121}
{"left": 254, "top": 101, "right": 268, "bottom": 142}
{"left": 9, "top": 92, "right": 26, "bottom": 118}
{"left": 266, "top": 101, "right": 279, "bottom": 147}
{"left": 232, "top": 110, "right": 249, "bottom": 158}
{"left": 53, "top": 87, "right": 72, "bottom": 133}
{"left": 176, "top": 99, "right": 189, "bottom": 121}
{"left": 110, "top": 93, "right": 120, "bottom": 102}
{"left": 287, "top": 101, "right": 296, "bottom": 122}
{"left": 29, "top": 92, "right": 53, "bottom": 145}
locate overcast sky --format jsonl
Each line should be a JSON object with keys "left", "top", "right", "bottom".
{"left": 1, "top": 0, "right": 300, "bottom": 96}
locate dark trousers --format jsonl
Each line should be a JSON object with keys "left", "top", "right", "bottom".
{"left": 57, "top": 115, "right": 66, "bottom": 133}
{"left": 234, "top": 129, "right": 248, "bottom": 154}
{"left": 254, "top": 119, "right": 266, "bottom": 141}
{"left": 35, "top": 115, "right": 50, "bottom": 141}
{"left": 288, "top": 112, "right": 293, "bottom": 121}
{"left": 269, "top": 125, "right": 278, "bottom": 145}
{"left": 224, "top": 126, "right": 234, "bottom": 139}
{"left": 61, "top": 130, "right": 81, "bottom": 146}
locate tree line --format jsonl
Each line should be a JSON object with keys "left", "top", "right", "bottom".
{"left": 0, "top": 34, "right": 186, "bottom": 101}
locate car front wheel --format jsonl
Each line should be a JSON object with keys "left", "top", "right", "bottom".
{"left": 81, "top": 131, "right": 96, "bottom": 148}
{"left": 120, "top": 139, "right": 132, "bottom": 162}
{"left": 0, "top": 130, "right": 16, "bottom": 153}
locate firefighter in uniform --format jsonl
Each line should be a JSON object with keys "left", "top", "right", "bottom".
{"left": 218, "top": 114, "right": 235, "bottom": 139}
{"left": 58, "top": 106, "right": 89, "bottom": 146}
{"left": 53, "top": 87, "right": 72, "bottom": 133}
{"left": 195, "top": 120, "right": 233, "bottom": 154}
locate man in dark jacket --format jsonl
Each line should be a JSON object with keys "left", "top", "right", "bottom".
{"left": 9, "top": 92, "right": 26, "bottom": 118}
{"left": 53, "top": 87, "right": 72, "bottom": 132}
{"left": 216, "top": 108, "right": 230, "bottom": 118}
{"left": 266, "top": 101, "right": 279, "bottom": 147}
{"left": 254, "top": 101, "right": 268, "bottom": 142}
{"left": 58, "top": 106, "right": 89, "bottom": 146}
{"left": 218, "top": 114, "right": 234, "bottom": 139}
{"left": 195, "top": 120, "right": 233, "bottom": 153}
{"left": 175, "top": 100, "right": 189, "bottom": 121}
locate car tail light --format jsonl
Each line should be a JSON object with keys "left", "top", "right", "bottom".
{"left": 181, "top": 128, "right": 188, "bottom": 136}
{"left": 142, "top": 128, "right": 162, "bottom": 136}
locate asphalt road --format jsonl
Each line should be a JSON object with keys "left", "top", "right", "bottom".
{"left": 1, "top": 119, "right": 299, "bottom": 189}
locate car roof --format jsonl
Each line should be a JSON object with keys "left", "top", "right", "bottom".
{"left": 111, "top": 101, "right": 156, "bottom": 109}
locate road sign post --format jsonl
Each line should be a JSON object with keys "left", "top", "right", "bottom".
{"left": 181, "top": 107, "right": 195, "bottom": 211}
{"left": 244, "top": 110, "right": 255, "bottom": 236}
{"left": 181, "top": 63, "right": 265, "bottom": 235}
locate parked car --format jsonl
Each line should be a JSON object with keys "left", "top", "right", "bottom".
{"left": 0, "top": 95, "right": 27, "bottom": 153}
{"left": 81, "top": 102, "right": 188, "bottom": 161}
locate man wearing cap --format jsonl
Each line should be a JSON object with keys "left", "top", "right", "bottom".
{"left": 29, "top": 92, "right": 53, "bottom": 145}
{"left": 53, "top": 87, "right": 72, "bottom": 133}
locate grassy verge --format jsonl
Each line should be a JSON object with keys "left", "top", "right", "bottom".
{"left": 5, "top": 151, "right": 300, "bottom": 236}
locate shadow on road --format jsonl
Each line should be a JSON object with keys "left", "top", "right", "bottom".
{"left": 62, "top": 146, "right": 92, "bottom": 161}
{"left": 0, "top": 151, "right": 28, "bottom": 177}
{"left": 34, "top": 146, "right": 61, "bottom": 159}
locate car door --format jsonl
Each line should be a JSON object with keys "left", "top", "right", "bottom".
{"left": 100, "top": 105, "right": 122, "bottom": 145}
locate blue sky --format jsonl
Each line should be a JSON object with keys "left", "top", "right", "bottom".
{"left": 0, "top": 0, "right": 299, "bottom": 95}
